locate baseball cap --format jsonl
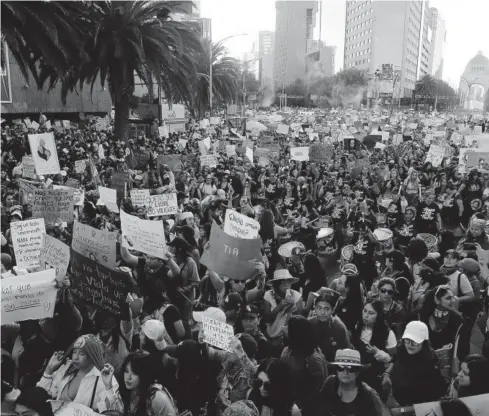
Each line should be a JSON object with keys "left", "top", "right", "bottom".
{"left": 222, "top": 293, "right": 243, "bottom": 312}
{"left": 141, "top": 319, "right": 167, "bottom": 350}
{"left": 242, "top": 305, "right": 260, "bottom": 319}
{"left": 192, "top": 306, "right": 226, "bottom": 323}
{"left": 402, "top": 321, "right": 429, "bottom": 344}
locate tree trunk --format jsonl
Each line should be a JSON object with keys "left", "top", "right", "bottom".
{"left": 114, "top": 93, "right": 131, "bottom": 142}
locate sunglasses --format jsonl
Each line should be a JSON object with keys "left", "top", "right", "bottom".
{"left": 380, "top": 288, "right": 395, "bottom": 296}
{"left": 403, "top": 338, "right": 421, "bottom": 347}
{"left": 255, "top": 379, "right": 272, "bottom": 390}
{"left": 336, "top": 365, "right": 360, "bottom": 373}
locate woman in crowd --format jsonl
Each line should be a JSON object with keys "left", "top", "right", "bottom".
{"left": 447, "top": 354, "right": 489, "bottom": 398}
{"left": 248, "top": 358, "right": 301, "bottom": 416}
{"left": 375, "top": 278, "right": 405, "bottom": 337}
{"left": 320, "top": 349, "right": 385, "bottom": 416}
{"left": 380, "top": 250, "right": 413, "bottom": 307}
{"left": 14, "top": 387, "right": 54, "bottom": 416}
{"left": 37, "top": 334, "right": 117, "bottom": 410}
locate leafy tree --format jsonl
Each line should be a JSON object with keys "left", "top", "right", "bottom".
{"left": 333, "top": 68, "right": 368, "bottom": 87}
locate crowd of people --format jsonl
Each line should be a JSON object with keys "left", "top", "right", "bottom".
{"left": 1, "top": 106, "right": 489, "bottom": 416}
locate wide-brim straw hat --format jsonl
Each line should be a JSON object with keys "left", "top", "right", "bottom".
{"left": 267, "top": 268, "right": 299, "bottom": 286}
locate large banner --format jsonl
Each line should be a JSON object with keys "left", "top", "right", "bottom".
{"left": 32, "top": 188, "right": 74, "bottom": 225}
{"left": 11, "top": 218, "right": 46, "bottom": 269}
{"left": 200, "top": 221, "right": 262, "bottom": 281}
{"left": 70, "top": 250, "right": 132, "bottom": 316}
{"left": 71, "top": 221, "right": 117, "bottom": 268}
{"left": 1, "top": 269, "right": 57, "bottom": 324}
{"left": 28, "top": 133, "right": 61, "bottom": 175}
{"left": 120, "top": 209, "right": 166, "bottom": 259}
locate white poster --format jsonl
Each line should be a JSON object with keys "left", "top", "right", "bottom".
{"left": 98, "top": 186, "right": 119, "bottom": 212}
{"left": 74, "top": 160, "right": 88, "bottom": 174}
{"left": 11, "top": 218, "right": 46, "bottom": 269}
{"left": 224, "top": 209, "right": 260, "bottom": 239}
{"left": 22, "top": 156, "right": 36, "bottom": 179}
{"left": 72, "top": 221, "right": 117, "bottom": 268}
{"left": 40, "top": 234, "right": 70, "bottom": 281}
{"left": 202, "top": 316, "right": 234, "bottom": 352}
{"left": 290, "top": 146, "right": 310, "bottom": 161}
{"left": 226, "top": 145, "right": 237, "bottom": 158}
{"left": 1, "top": 269, "right": 57, "bottom": 325}
{"left": 210, "top": 117, "right": 221, "bottom": 125}
{"left": 146, "top": 193, "right": 178, "bottom": 217}
{"left": 276, "top": 124, "right": 289, "bottom": 135}
{"left": 28, "top": 132, "right": 61, "bottom": 175}
{"left": 120, "top": 209, "right": 166, "bottom": 259}
{"left": 413, "top": 394, "right": 489, "bottom": 416}
{"left": 425, "top": 144, "right": 445, "bottom": 167}
{"left": 130, "top": 189, "right": 150, "bottom": 207}
{"left": 200, "top": 155, "right": 218, "bottom": 167}
{"left": 245, "top": 147, "right": 254, "bottom": 163}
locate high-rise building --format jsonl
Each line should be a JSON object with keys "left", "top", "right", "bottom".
{"left": 258, "top": 31, "right": 275, "bottom": 88}
{"left": 306, "top": 41, "right": 336, "bottom": 78}
{"left": 273, "top": 1, "right": 318, "bottom": 91}
{"left": 344, "top": 0, "right": 434, "bottom": 98}
{"left": 427, "top": 7, "right": 446, "bottom": 79}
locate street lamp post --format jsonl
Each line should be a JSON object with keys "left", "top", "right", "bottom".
{"left": 209, "top": 32, "right": 248, "bottom": 113}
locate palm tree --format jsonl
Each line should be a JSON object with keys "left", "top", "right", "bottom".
{"left": 415, "top": 74, "right": 438, "bottom": 110}
{"left": 1, "top": 1, "right": 86, "bottom": 85}
{"left": 194, "top": 39, "right": 240, "bottom": 117}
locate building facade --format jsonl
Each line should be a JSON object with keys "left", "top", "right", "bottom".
{"left": 459, "top": 51, "right": 489, "bottom": 111}
{"left": 427, "top": 7, "right": 446, "bottom": 79}
{"left": 344, "top": 0, "right": 435, "bottom": 98}
{"left": 273, "top": 1, "right": 318, "bottom": 92}
{"left": 306, "top": 41, "right": 335, "bottom": 78}
{"left": 258, "top": 31, "right": 275, "bottom": 89}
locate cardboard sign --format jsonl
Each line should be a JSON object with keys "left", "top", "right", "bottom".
{"left": 1, "top": 269, "right": 57, "bottom": 325}
{"left": 258, "top": 157, "right": 270, "bottom": 166}
{"left": 210, "top": 117, "right": 221, "bottom": 125}
{"left": 40, "top": 234, "right": 70, "bottom": 280}
{"left": 309, "top": 143, "right": 332, "bottom": 163}
{"left": 62, "top": 120, "right": 70, "bottom": 129}
{"left": 147, "top": 193, "right": 178, "bottom": 217}
{"left": 50, "top": 401, "right": 100, "bottom": 416}
{"left": 132, "top": 148, "right": 151, "bottom": 170}
{"left": 276, "top": 124, "right": 289, "bottom": 135}
{"left": 74, "top": 159, "right": 88, "bottom": 174}
{"left": 28, "top": 132, "right": 61, "bottom": 175}
{"left": 157, "top": 154, "right": 181, "bottom": 171}
{"left": 120, "top": 209, "right": 166, "bottom": 259}
{"left": 17, "top": 178, "right": 40, "bottom": 205}
{"left": 22, "top": 156, "right": 36, "bottom": 179}
{"left": 70, "top": 250, "right": 131, "bottom": 316}
{"left": 200, "top": 221, "right": 262, "bottom": 281}
{"left": 413, "top": 394, "right": 489, "bottom": 416}
{"left": 11, "top": 219, "right": 46, "bottom": 270}
{"left": 200, "top": 155, "right": 218, "bottom": 167}
{"left": 130, "top": 189, "right": 150, "bottom": 207}
{"left": 158, "top": 126, "right": 169, "bottom": 139}
{"left": 202, "top": 316, "right": 234, "bottom": 352}
{"left": 32, "top": 188, "right": 74, "bottom": 225}
{"left": 226, "top": 145, "right": 237, "bottom": 158}
{"left": 425, "top": 144, "right": 445, "bottom": 167}
{"left": 290, "top": 147, "right": 310, "bottom": 161}
{"left": 72, "top": 221, "right": 117, "bottom": 268}
{"left": 178, "top": 138, "right": 188, "bottom": 150}
{"left": 224, "top": 209, "right": 260, "bottom": 239}
{"left": 98, "top": 186, "right": 119, "bottom": 213}
{"left": 245, "top": 147, "right": 253, "bottom": 163}
{"left": 198, "top": 140, "right": 208, "bottom": 155}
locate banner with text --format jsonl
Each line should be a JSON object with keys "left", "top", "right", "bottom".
{"left": 32, "top": 188, "right": 74, "bottom": 225}
{"left": 72, "top": 221, "right": 117, "bottom": 268}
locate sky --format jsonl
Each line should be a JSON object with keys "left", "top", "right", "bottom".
{"left": 199, "top": 0, "right": 489, "bottom": 87}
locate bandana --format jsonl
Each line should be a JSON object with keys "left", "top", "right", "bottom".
{"left": 70, "top": 334, "right": 105, "bottom": 371}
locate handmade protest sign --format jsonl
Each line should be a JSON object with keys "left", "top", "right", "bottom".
{"left": 40, "top": 234, "right": 70, "bottom": 281}
{"left": 74, "top": 159, "right": 88, "bottom": 174}
{"left": 132, "top": 148, "right": 151, "bottom": 170}
{"left": 98, "top": 186, "right": 119, "bottom": 212}
{"left": 290, "top": 147, "right": 310, "bottom": 161}
{"left": 245, "top": 147, "right": 253, "bottom": 163}
{"left": 22, "top": 156, "right": 36, "bottom": 179}
{"left": 226, "top": 145, "right": 237, "bottom": 158}
{"left": 72, "top": 221, "right": 117, "bottom": 268}
{"left": 147, "top": 193, "right": 178, "bottom": 216}
{"left": 198, "top": 140, "right": 208, "bottom": 155}
{"left": 202, "top": 316, "right": 234, "bottom": 352}
{"left": 255, "top": 148, "right": 270, "bottom": 158}
{"left": 157, "top": 154, "right": 181, "bottom": 171}
{"left": 224, "top": 209, "right": 260, "bottom": 239}
{"left": 413, "top": 394, "right": 489, "bottom": 416}
{"left": 32, "top": 188, "right": 74, "bottom": 225}
{"left": 28, "top": 132, "right": 61, "bottom": 175}
{"left": 210, "top": 117, "right": 221, "bottom": 125}
{"left": 130, "top": 189, "right": 150, "bottom": 207}
{"left": 1, "top": 269, "right": 57, "bottom": 325}
{"left": 309, "top": 143, "right": 332, "bottom": 163}
{"left": 11, "top": 219, "right": 46, "bottom": 269}
{"left": 466, "top": 150, "right": 489, "bottom": 169}
{"left": 110, "top": 171, "right": 131, "bottom": 198}
{"left": 200, "top": 221, "right": 262, "bottom": 281}
{"left": 120, "top": 209, "right": 166, "bottom": 259}
{"left": 276, "top": 124, "right": 289, "bottom": 135}
{"left": 158, "top": 126, "right": 169, "bottom": 139}
{"left": 70, "top": 250, "right": 132, "bottom": 316}
{"left": 425, "top": 144, "right": 445, "bottom": 167}
{"left": 17, "top": 178, "right": 39, "bottom": 205}
{"left": 50, "top": 401, "right": 100, "bottom": 416}
{"left": 52, "top": 185, "right": 84, "bottom": 207}
{"left": 200, "top": 155, "right": 218, "bottom": 167}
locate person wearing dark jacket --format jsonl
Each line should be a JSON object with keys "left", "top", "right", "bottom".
{"left": 386, "top": 321, "right": 446, "bottom": 415}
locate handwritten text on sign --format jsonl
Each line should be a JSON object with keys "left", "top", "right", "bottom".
{"left": 200, "top": 155, "right": 218, "bottom": 167}
{"left": 130, "top": 189, "right": 150, "bottom": 207}
{"left": 224, "top": 209, "right": 260, "bottom": 239}
{"left": 202, "top": 316, "right": 234, "bottom": 352}
{"left": 70, "top": 250, "right": 131, "bottom": 316}
{"left": 425, "top": 144, "right": 445, "bottom": 167}
{"left": 32, "top": 188, "right": 74, "bottom": 225}
{"left": 290, "top": 147, "right": 310, "bottom": 161}
{"left": 120, "top": 209, "right": 166, "bottom": 259}
{"left": 71, "top": 221, "right": 117, "bottom": 268}
{"left": 1, "top": 269, "right": 57, "bottom": 325}
{"left": 40, "top": 234, "right": 70, "bottom": 281}
{"left": 147, "top": 193, "right": 178, "bottom": 216}
{"left": 11, "top": 218, "right": 46, "bottom": 269}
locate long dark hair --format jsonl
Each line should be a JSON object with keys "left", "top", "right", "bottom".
{"left": 259, "top": 209, "right": 275, "bottom": 241}
{"left": 419, "top": 286, "right": 453, "bottom": 323}
{"left": 303, "top": 254, "right": 325, "bottom": 291}
{"left": 15, "top": 387, "right": 54, "bottom": 416}
{"left": 439, "top": 398, "right": 473, "bottom": 416}
{"left": 462, "top": 354, "right": 489, "bottom": 396}
{"left": 286, "top": 316, "right": 317, "bottom": 357}
{"left": 94, "top": 312, "right": 130, "bottom": 353}
{"left": 119, "top": 351, "right": 163, "bottom": 416}
{"left": 248, "top": 359, "right": 296, "bottom": 416}
{"left": 352, "top": 300, "right": 389, "bottom": 350}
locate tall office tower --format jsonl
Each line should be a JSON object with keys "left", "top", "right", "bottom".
{"left": 273, "top": 1, "right": 318, "bottom": 92}
{"left": 258, "top": 31, "right": 275, "bottom": 88}
{"left": 344, "top": 0, "right": 433, "bottom": 98}
{"left": 427, "top": 7, "right": 446, "bottom": 79}
{"left": 306, "top": 41, "right": 336, "bottom": 78}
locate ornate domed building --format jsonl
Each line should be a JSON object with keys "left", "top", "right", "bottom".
{"left": 459, "top": 51, "right": 489, "bottom": 111}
